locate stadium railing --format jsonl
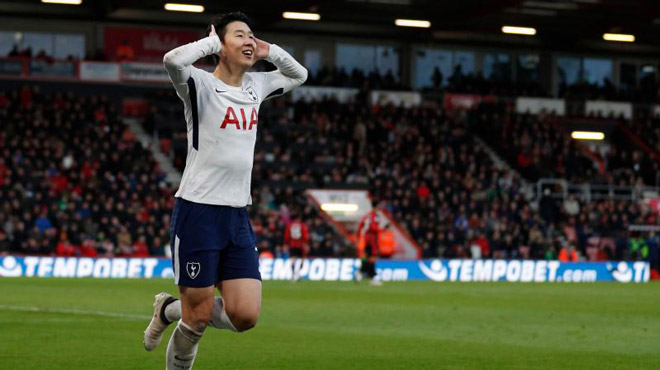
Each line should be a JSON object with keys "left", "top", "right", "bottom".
{"left": 535, "top": 178, "right": 660, "bottom": 202}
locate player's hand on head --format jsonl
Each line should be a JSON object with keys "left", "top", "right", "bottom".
{"left": 209, "top": 25, "right": 219, "bottom": 41}
{"left": 254, "top": 38, "right": 270, "bottom": 61}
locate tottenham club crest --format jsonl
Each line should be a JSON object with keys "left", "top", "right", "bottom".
{"left": 186, "top": 262, "right": 201, "bottom": 279}
{"left": 245, "top": 86, "right": 258, "bottom": 102}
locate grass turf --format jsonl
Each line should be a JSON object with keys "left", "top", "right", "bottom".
{"left": 0, "top": 278, "right": 658, "bottom": 369}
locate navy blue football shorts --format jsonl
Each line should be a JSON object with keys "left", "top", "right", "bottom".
{"left": 169, "top": 197, "right": 261, "bottom": 287}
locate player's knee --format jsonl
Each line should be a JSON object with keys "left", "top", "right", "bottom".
{"left": 233, "top": 313, "right": 259, "bottom": 332}
{"left": 189, "top": 316, "right": 211, "bottom": 332}
{"left": 186, "top": 306, "right": 213, "bottom": 332}
{"left": 226, "top": 306, "right": 260, "bottom": 332}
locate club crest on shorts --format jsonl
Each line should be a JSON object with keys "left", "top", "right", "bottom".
{"left": 186, "top": 262, "right": 201, "bottom": 279}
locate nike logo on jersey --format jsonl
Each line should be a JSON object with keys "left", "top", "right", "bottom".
{"left": 215, "top": 88, "right": 227, "bottom": 93}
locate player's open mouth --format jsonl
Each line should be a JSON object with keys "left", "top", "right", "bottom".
{"left": 242, "top": 49, "right": 253, "bottom": 58}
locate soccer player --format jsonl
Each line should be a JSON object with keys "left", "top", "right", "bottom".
{"left": 284, "top": 212, "right": 309, "bottom": 281}
{"left": 142, "top": 12, "right": 307, "bottom": 370}
{"left": 357, "top": 200, "right": 383, "bottom": 285}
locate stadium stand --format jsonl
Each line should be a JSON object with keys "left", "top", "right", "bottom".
{"left": 140, "top": 89, "right": 659, "bottom": 265}
{"left": 0, "top": 85, "right": 173, "bottom": 257}
{"left": 473, "top": 108, "right": 660, "bottom": 187}
{"left": 1, "top": 81, "right": 657, "bottom": 272}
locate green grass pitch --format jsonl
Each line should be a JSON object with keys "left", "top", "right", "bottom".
{"left": 1, "top": 278, "right": 659, "bottom": 369}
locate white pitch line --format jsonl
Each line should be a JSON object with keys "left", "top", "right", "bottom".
{"left": 0, "top": 304, "right": 151, "bottom": 321}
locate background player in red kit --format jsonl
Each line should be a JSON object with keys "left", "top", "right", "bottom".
{"left": 284, "top": 213, "right": 309, "bottom": 281}
{"left": 357, "top": 200, "right": 383, "bottom": 285}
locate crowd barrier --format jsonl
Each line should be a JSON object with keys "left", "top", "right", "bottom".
{"left": 0, "top": 256, "right": 650, "bottom": 283}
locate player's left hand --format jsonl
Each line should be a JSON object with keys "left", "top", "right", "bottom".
{"left": 254, "top": 38, "right": 270, "bottom": 61}
{"left": 209, "top": 25, "right": 219, "bottom": 40}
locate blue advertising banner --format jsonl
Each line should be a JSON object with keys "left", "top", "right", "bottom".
{"left": 0, "top": 256, "right": 650, "bottom": 283}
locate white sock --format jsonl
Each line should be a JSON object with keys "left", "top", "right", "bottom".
{"left": 208, "top": 296, "right": 237, "bottom": 331}
{"left": 164, "top": 300, "right": 181, "bottom": 323}
{"left": 166, "top": 320, "right": 204, "bottom": 370}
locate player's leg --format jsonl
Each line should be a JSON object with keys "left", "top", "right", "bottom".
{"left": 145, "top": 284, "right": 258, "bottom": 336}
{"left": 369, "top": 257, "right": 382, "bottom": 286}
{"left": 166, "top": 286, "right": 214, "bottom": 370}
{"left": 213, "top": 207, "right": 263, "bottom": 331}
{"left": 179, "top": 286, "right": 215, "bottom": 332}
{"left": 290, "top": 254, "right": 297, "bottom": 281}
{"left": 291, "top": 248, "right": 303, "bottom": 281}
{"left": 217, "top": 278, "right": 262, "bottom": 331}
{"left": 147, "top": 292, "right": 242, "bottom": 332}
{"left": 295, "top": 250, "right": 306, "bottom": 281}
{"left": 362, "top": 241, "right": 376, "bottom": 281}
{"left": 150, "top": 198, "right": 228, "bottom": 370}
{"left": 355, "top": 254, "right": 365, "bottom": 281}
{"left": 145, "top": 198, "right": 187, "bottom": 351}
{"left": 164, "top": 252, "right": 219, "bottom": 370}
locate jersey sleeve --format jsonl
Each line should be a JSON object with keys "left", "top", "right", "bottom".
{"left": 163, "top": 36, "right": 221, "bottom": 99}
{"left": 258, "top": 44, "right": 308, "bottom": 101}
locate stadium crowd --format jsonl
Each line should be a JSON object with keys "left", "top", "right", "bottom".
{"left": 143, "top": 89, "right": 658, "bottom": 266}
{"left": 559, "top": 74, "right": 660, "bottom": 103}
{"left": 305, "top": 66, "right": 406, "bottom": 90}
{"left": 0, "top": 85, "right": 173, "bottom": 257}
{"left": 625, "top": 112, "right": 660, "bottom": 169}
{"left": 473, "top": 108, "right": 659, "bottom": 187}
{"left": 1, "top": 83, "right": 657, "bottom": 270}
{"left": 5, "top": 44, "right": 80, "bottom": 63}
{"left": 432, "top": 66, "right": 548, "bottom": 98}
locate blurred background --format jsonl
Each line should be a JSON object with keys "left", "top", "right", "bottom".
{"left": 1, "top": 1, "right": 660, "bottom": 369}
{"left": 1, "top": 0, "right": 658, "bottom": 273}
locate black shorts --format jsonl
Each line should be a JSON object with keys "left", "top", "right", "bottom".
{"left": 289, "top": 248, "right": 305, "bottom": 258}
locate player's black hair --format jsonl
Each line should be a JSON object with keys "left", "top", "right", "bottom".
{"left": 205, "top": 11, "right": 253, "bottom": 65}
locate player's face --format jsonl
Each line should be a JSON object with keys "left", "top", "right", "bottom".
{"left": 221, "top": 21, "right": 257, "bottom": 69}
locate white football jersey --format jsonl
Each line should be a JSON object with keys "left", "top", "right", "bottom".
{"left": 164, "top": 37, "right": 307, "bottom": 207}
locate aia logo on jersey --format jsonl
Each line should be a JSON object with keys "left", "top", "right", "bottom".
{"left": 245, "top": 86, "right": 258, "bottom": 102}
{"left": 221, "top": 107, "right": 258, "bottom": 130}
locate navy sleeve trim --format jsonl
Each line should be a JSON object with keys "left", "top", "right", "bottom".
{"left": 187, "top": 77, "right": 199, "bottom": 150}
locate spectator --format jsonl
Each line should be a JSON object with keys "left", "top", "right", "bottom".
{"left": 432, "top": 67, "right": 443, "bottom": 89}
{"left": 8, "top": 44, "right": 19, "bottom": 57}
{"left": 34, "top": 210, "right": 53, "bottom": 234}
{"left": 558, "top": 244, "right": 578, "bottom": 262}
{"left": 115, "top": 40, "right": 135, "bottom": 62}
{"left": 563, "top": 195, "right": 580, "bottom": 216}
